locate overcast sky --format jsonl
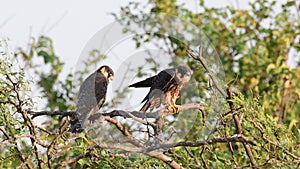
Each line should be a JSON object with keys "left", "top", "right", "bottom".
{"left": 2, "top": 0, "right": 296, "bottom": 69}
{"left": 1, "top": 1, "right": 137, "bottom": 66}
{"left": 0, "top": 0, "right": 250, "bottom": 68}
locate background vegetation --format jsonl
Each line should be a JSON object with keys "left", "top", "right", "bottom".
{"left": 0, "top": 0, "right": 299, "bottom": 168}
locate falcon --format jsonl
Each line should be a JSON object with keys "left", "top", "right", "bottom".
{"left": 69, "top": 65, "right": 114, "bottom": 133}
{"left": 129, "top": 65, "right": 192, "bottom": 113}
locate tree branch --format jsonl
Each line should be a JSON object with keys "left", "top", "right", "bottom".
{"left": 96, "top": 103, "right": 203, "bottom": 120}
{"left": 227, "top": 87, "right": 256, "bottom": 166}
{"left": 145, "top": 135, "right": 257, "bottom": 152}
{"left": 186, "top": 48, "right": 227, "bottom": 97}
{"left": 103, "top": 116, "right": 144, "bottom": 147}
{"left": 28, "top": 110, "right": 74, "bottom": 118}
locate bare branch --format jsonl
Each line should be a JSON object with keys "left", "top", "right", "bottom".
{"left": 89, "top": 135, "right": 256, "bottom": 169}
{"left": 30, "top": 103, "right": 204, "bottom": 120}
{"left": 145, "top": 135, "right": 257, "bottom": 152}
{"left": 103, "top": 116, "right": 144, "bottom": 147}
{"left": 29, "top": 110, "right": 74, "bottom": 118}
{"left": 187, "top": 47, "right": 233, "bottom": 152}
{"left": 184, "top": 146, "right": 200, "bottom": 166}
{"left": 186, "top": 48, "right": 227, "bottom": 97}
{"left": 147, "top": 151, "right": 182, "bottom": 169}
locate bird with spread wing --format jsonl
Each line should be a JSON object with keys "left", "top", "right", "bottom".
{"left": 129, "top": 65, "right": 192, "bottom": 113}
{"left": 69, "top": 65, "right": 114, "bottom": 133}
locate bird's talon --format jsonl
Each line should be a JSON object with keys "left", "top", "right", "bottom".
{"left": 168, "top": 105, "right": 181, "bottom": 113}
{"left": 174, "top": 105, "right": 181, "bottom": 113}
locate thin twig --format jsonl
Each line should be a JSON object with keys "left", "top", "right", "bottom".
{"left": 145, "top": 135, "right": 257, "bottom": 152}
{"left": 186, "top": 48, "right": 227, "bottom": 97}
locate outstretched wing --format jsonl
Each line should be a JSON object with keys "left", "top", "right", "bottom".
{"left": 129, "top": 65, "right": 192, "bottom": 112}
{"left": 69, "top": 72, "right": 108, "bottom": 133}
{"left": 128, "top": 76, "right": 156, "bottom": 88}
{"left": 140, "top": 68, "right": 176, "bottom": 112}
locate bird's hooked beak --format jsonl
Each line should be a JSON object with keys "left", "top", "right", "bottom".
{"left": 108, "top": 76, "right": 114, "bottom": 82}
{"left": 184, "top": 71, "right": 192, "bottom": 80}
{"left": 187, "top": 71, "right": 193, "bottom": 77}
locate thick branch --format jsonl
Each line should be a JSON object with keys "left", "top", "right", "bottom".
{"left": 30, "top": 102, "right": 204, "bottom": 122}
{"left": 29, "top": 110, "right": 74, "bottom": 118}
{"left": 90, "top": 110, "right": 158, "bottom": 119}
{"left": 147, "top": 151, "right": 182, "bottom": 169}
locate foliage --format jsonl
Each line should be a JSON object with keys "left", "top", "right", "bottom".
{"left": 113, "top": 0, "right": 300, "bottom": 167}
{"left": 0, "top": 0, "right": 300, "bottom": 168}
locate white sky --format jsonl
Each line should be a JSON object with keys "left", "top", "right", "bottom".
{"left": 0, "top": 0, "right": 139, "bottom": 67}
{"left": 2, "top": 0, "right": 297, "bottom": 70}
{"left": 0, "top": 0, "right": 248, "bottom": 69}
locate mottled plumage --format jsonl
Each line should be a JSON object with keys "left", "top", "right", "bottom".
{"left": 69, "top": 65, "right": 114, "bottom": 133}
{"left": 129, "top": 65, "right": 192, "bottom": 112}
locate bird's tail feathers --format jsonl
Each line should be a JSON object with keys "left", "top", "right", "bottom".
{"left": 69, "top": 113, "right": 84, "bottom": 133}
{"left": 140, "top": 102, "right": 151, "bottom": 112}
{"left": 69, "top": 120, "right": 84, "bottom": 133}
{"left": 139, "top": 95, "right": 163, "bottom": 112}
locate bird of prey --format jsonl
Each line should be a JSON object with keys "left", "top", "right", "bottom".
{"left": 129, "top": 65, "right": 192, "bottom": 113}
{"left": 69, "top": 65, "right": 114, "bottom": 133}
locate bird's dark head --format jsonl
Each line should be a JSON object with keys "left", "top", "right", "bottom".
{"left": 175, "top": 65, "right": 192, "bottom": 84}
{"left": 98, "top": 65, "right": 114, "bottom": 82}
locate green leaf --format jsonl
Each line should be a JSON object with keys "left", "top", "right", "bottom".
{"left": 37, "top": 50, "right": 52, "bottom": 63}
{"left": 285, "top": 1, "right": 294, "bottom": 7}
{"left": 78, "top": 159, "right": 84, "bottom": 165}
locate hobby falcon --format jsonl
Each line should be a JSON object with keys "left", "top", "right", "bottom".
{"left": 69, "top": 65, "right": 114, "bottom": 133}
{"left": 129, "top": 65, "right": 192, "bottom": 112}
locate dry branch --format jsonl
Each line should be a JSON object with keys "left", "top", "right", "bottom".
{"left": 145, "top": 135, "right": 257, "bottom": 152}
{"left": 29, "top": 110, "right": 73, "bottom": 118}
{"left": 186, "top": 48, "right": 227, "bottom": 97}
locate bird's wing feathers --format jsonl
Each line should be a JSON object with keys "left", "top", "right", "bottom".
{"left": 139, "top": 68, "right": 176, "bottom": 111}
{"left": 76, "top": 73, "right": 98, "bottom": 114}
{"left": 70, "top": 72, "right": 108, "bottom": 133}
{"left": 131, "top": 66, "right": 191, "bottom": 112}
{"left": 128, "top": 76, "right": 156, "bottom": 88}
{"left": 153, "top": 68, "right": 175, "bottom": 90}
{"left": 94, "top": 73, "right": 108, "bottom": 109}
